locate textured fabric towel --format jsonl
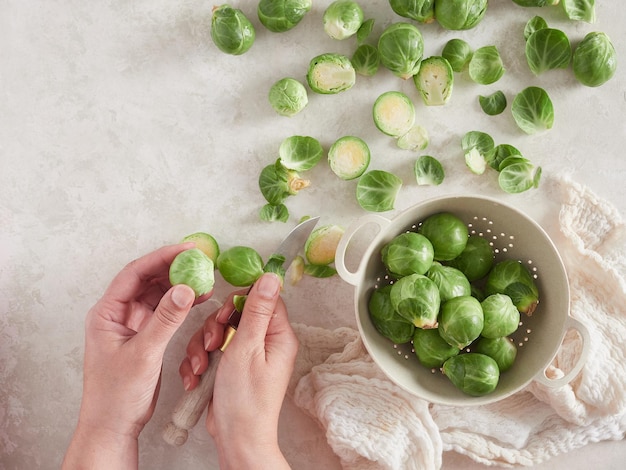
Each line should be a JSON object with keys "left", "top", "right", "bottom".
{"left": 289, "top": 177, "right": 626, "bottom": 469}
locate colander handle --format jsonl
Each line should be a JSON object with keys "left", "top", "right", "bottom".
{"left": 533, "top": 316, "right": 591, "bottom": 388}
{"left": 335, "top": 214, "right": 391, "bottom": 286}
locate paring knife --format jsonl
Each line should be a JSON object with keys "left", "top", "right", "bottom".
{"left": 163, "top": 216, "right": 320, "bottom": 446}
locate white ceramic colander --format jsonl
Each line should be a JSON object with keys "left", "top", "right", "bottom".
{"left": 335, "top": 195, "right": 590, "bottom": 406}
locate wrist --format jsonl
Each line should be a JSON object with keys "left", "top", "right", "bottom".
{"left": 216, "top": 436, "right": 290, "bottom": 470}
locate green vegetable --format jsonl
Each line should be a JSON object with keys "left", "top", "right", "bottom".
{"left": 478, "top": 91, "right": 507, "bottom": 116}
{"left": 525, "top": 28, "right": 571, "bottom": 76}
{"left": 414, "top": 155, "right": 444, "bottom": 186}
{"left": 388, "top": 0, "right": 435, "bottom": 24}
{"left": 306, "top": 53, "right": 356, "bottom": 94}
{"left": 257, "top": 0, "right": 312, "bottom": 32}
{"left": 356, "top": 18, "right": 375, "bottom": 44}
{"left": 435, "top": 0, "right": 488, "bottom": 31}
{"left": 351, "top": 44, "right": 380, "bottom": 77}
{"left": 447, "top": 235, "right": 493, "bottom": 282}
{"left": 268, "top": 78, "right": 309, "bottom": 117}
{"left": 413, "top": 56, "right": 454, "bottom": 106}
{"left": 303, "top": 264, "right": 337, "bottom": 278}
{"left": 485, "top": 259, "right": 539, "bottom": 315}
{"left": 286, "top": 255, "right": 305, "bottom": 285}
{"left": 260, "top": 203, "right": 290, "bottom": 223}
{"left": 369, "top": 285, "right": 416, "bottom": 344}
{"left": 561, "top": 0, "right": 595, "bottom": 23}
{"left": 511, "top": 86, "right": 554, "bottom": 134}
{"left": 523, "top": 16, "right": 548, "bottom": 41}
{"left": 216, "top": 246, "right": 264, "bottom": 287}
{"left": 377, "top": 22, "right": 424, "bottom": 79}
{"left": 441, "top": 38, "right": 473, "bottom": 72}
{"left": 328, "top": 136, "right": 371, "bottom": 180}
{"left": 356, "top": 170, "right": 402, "bottom": 212}
{"left": 480, "top": 294, "right": 520, "bottom": 338}
{"left": 181, "top": 232, "right": 220, "bottom": 263}
{"left": 389, "top": 273, "right": 440, "bottom": 328}
{"left": 169, "top": 248, "right": 216, "bottom": 297}
{"left": 304, "top": 224, "right": 344, "bottom": 266}
{"left": 413, "top": 328, "right": 459, "bottom": 368}
{"left": 323, "top": 0, "right": 364, "bottom": 40}
{"left": 489, "top": 143, "right": 522, "bottom": 171}
{"left": 397, "top": 125, "right": 429, "bottom": 151}
{"left": 438, "top": 295, "right": 484, "bottom": 349}
{"left": 263, "top": 253, "right": 288, "bottom": 281}
{"left": 427, "top": 262, "right": 471, "bottom": 302}
{"left": 373, "top": 91, "right": 415, "bottom": 137}
{"left": 572, "top": 32, "right": 617, "bottom": 87}
{"left": 419, "top": 212, "right": 468, "bottom": 261}
{"left": 511, "top": 0, "right": 559, "bottom": 6}
{"left": 498, "top": 158, "right": 542, "bottom": 194}
{"left": 259, "top": 160, "right": 310, "bottom": 205}
{"left": 233, "top": 294, "right": 247, "bottom": 313}
{"left": 468, "top": 45, "right": 505, "bottom": 85}
{"left": 381, "top": 232, "right": 435, "bottom": 277}
{"left": 443, "top": 353, "right": 499, "bottom": 396}
{"left": 474, "top": 337, "right": 517, "bottom": 372}
{"left": 461, "top": 130, "right": 495, "bottom": 175}
{"left": 210, "top": 5, "right": 256, "bottom": 55}
{"left": 279, "top": 135, "right": 323, "bottom": 172}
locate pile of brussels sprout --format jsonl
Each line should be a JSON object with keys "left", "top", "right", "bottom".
{"left": 368, "top": 211, "right": 539, "bottom": 396}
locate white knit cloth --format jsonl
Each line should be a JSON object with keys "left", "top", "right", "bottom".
{"left": 289, "top": 178, "right": 626, "bottom": 469}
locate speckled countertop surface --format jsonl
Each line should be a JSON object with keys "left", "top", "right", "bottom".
{"left": 1, "top": 1, "right": 625, "bottom": 468}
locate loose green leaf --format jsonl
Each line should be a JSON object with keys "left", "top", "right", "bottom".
{"left": 356, "top": 18, "right": 375, "bottom": 44}
{"left": 414, "top": 155, "right": 444, "bottom": 186}
{"left": 356, "top": 170, "right": 402, "bottom": 212}
{"left": 478, "top": 91, "right": 507, "bottom": 116}
{"left": 499, "top": 161, "right": 541, "bottom": 193}
{"left": 260, "top": 203, "right": 290, "bottom": 222}
{"left": 462, "top": 131, "right": 495, "bottom": 175}
{"left": 468, "top": 45, "right": 505, "bottom": 85}
{"left": 525, "top": 28, "right": 571, "bottom": 75}
{"left": 279, "top": 135, "right": 323, "bottom": 171}
{"left": 511, "top": 86, "right": 554, "bottom": 134}
{"left": 561, "top": 0, "right": 595, "bottom": 23}
{"left": 304, "top": 264, "right": 338, "bottom": 278}
{"left": 441, "top": 38, "right": 473, "bottom": 72}
{"left": 524, "top": 16, "right": 548, "bottom": 41}
{"left": 351, "top": 44, "right": 380, "bottom": 77}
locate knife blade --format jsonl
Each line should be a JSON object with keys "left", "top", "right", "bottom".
{"left": 163, "top": 216, "right": 319, "bottom": 446}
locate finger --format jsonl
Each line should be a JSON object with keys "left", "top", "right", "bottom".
{"left": 185, "top": 328, "right": 208, "bottom": 375}
{"left": 179, "top": 357, "right": 199, "bottom": 391}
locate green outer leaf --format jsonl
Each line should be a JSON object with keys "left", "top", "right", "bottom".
{"left": 279, "top": 135, "right": 323, "bottom": 171}
{"left": 351, "top": 44, "right": 380, "bottom": 77}
{"left": 478, "top": 91, "right": 507, "bottom": 116}
{"left": 462, "top": 131, "right": 495, "bottom": 175}
{"left": 388, "top": 0, "right": 435, "bottom": 24}
{"left": 304, "top": 264, "right": 337, "bottom": 278}
{"left": 210, "top": 5, "right": 256, "bottom": 55}
{"left": 441, "top": 38, "right": 473, "bottom": 72}
{"left": 488, "top": 144, "right": 522, "bottom": 170}
{"left": 263, "top": 253, "right": 287, "bottom": 281}
{"left": 435, "top": 0, "right": 488, "bottom": 30}
{"left": 257, "top": 0, "right": 312, "bottom": 32}
{"left": 414, "top": 155, "right": 444, "bottom": 186}
{"left": 511, "top": 86, "right": 554, "bottom": 134}
{"left": 356, "top": 18, "right": 375, "bottom": 44}
{"left": 524, "top": 16, "right": 548, "bottom": 41}
{"left": 356, "top": 170, "right": 402, "bottom": 212}
{"left": 525, "top": 28, "right": 571, "bottom": 75}
{"left": 498, "top": 161, "right": 540, "bottom": 194}
{"left": 260, "top": 203, "right": 289, "bottom": 222}
{"left": 561, "top": 0, "right": 595, "bottom": 23}
{"left": 469, "top": 45, "right": 505, "bottom": 85}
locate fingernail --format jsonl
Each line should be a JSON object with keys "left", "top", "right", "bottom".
{"left": 190, "top": 355, "right": 201, "bottom": 375}
{"left": 172, "top": 285, "right": 194, "bottom": 308}
{"left": 204, "top": 331, "right": 212, "bottom": 351}
{"left": 256, "top": 273, "right": 281, "bottom": 299}
{"left": 183, "top": 375, "right": 192, "bottom": 391}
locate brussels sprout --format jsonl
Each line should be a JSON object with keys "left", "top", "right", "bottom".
{"left": 419, "top": 212, "right": 469, "bottom": 261}
{"left": 398, "top": 125, "right": 429, "bottom": 151}
{"left": 474, "top": 337, "right": 517, "bottom": 372}
{"left": 369, "top": 285, "right": 416, "bottom": 344}
{"left": 181, "top": 232, "right": 220, "bottom": 263}
{"left": 480, "top": 294, "right": 520, "bottom": 338}
{"left": 471, "top": 284, "right": 485, "bottom": 302}
{"left": 511, "top": 86, "right": 554, "bottom": 134}
{"left": 414, "top": 155, "right": 444, "bottom": 186}
{"left": 260, "top": 203, "right": 290, "bottom": 223}
{"left": 169, "top": 248, "right": 216, "bottom": 297}
{"left": 216, "top": 246, "right": 264, "bottom": 287}
{"left": 438, "top": 295, "right": 484, "bottom": 349}
{"left": 461, "top": 130, "right": 495, "bottom": 175}
{"left": 356, "top": 170, "right": 402, "bottom": 212}
{"left": 561, "top": 0, "right": 595, "bottom": 23}
{"left": 469, "top": 45, "right": 505, "bottom": 85}
{"left": 373, "top": 91, "right": 416, "bottom": 137}
{"left": 286, "top": 255, "right": 305, "bottom": 285}
{"left": 351, "top": 44, "right": 380, "bottom": 77}
{"left": 279, "top": 135, "right": 323, "bottom": 172}
{"left": 381, "top": 232, "right": 435, "bottom": 277}
{"left": 572, "top": 32, "right": 617, "bottom": 87}
{"left": 257, "top": 0, "right": 312, "bottom": 33}
{"left": 259, "top": 159, "right": 310, "bottom": 205}
{"left": 413, "top": 328, "right": 459, "bottom": 368}
{"left": 525, "top": 28, "right": 571, "bottom": 76}
{"left": 443, "top": 353, "right": 499, "bottom": 396}
{"left": 328, "top": 136, "right": 371, "bottom": 180}
{"left": 323, "top": 0, "right": 364, "bottom": 40}
{"left": 441, "top": 38, "right": 473, "bottom": 72}
{"left": 210, "top": 5, "right": 256, "bottom": 55}
{"left": 304, "top": 224, "right": 344, "bottom": 266}
{"left": 307, "top": 53, "right": 356, "bottom": 94}
{"left": 263, "top": 253, "right": 288, "bottom": 281}
{"left": 435, "top": 0, "right": 488, "bottom": 31}
{"left": 478, "top": 91, "right": 507, "bottom": 116}
{"left": 268, "top": 78, "right": 309, "bottom": 117}
{"left": 427, "top": 262, "right": 471, "bottom": 302}
{"left": 413, "top": 56, "right": 454, "bottom": 106}
{"left": 489, "top": 143, "right": 522, "bottom": 171}
{"left": 378, "top": 23, "right": 424, "bottom": 79}
{"left": 523, "top": 16, "right": 548, "bottom": 41}
{"left": 485, "top": 259, "right": 539, "bottom": 315}
{"left": 511, "top": 0, "right": 558, "bottom": 6}
{"left": 389, "top": 0, "right": 435, "bottom": 24}
{"left": 447, "top": 235, "right": 494, "bottom": 282}
{"left": 233, "top": 294, "right": 247, "bottom": 313}
{"left": 498, "top": 158, "right": 542, "bottom": 194}
{"left": 389, "top": 273, "right": 440, "bottom": 328}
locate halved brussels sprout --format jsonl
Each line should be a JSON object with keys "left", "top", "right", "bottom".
{"left": 328, "top": 136, "right": 371, "bottom": 180}
{"left": 414, "top": 155, "right": 444, "bottom": 186}
{"left": 169, "top": 248, "right": 216, "bottom": 297}
{"left": 210, "top": 5, "right": 256, "bottom": 55}
{"left": 441, "top": 38, "right": 473, "bottom": 73}
{"left": 268, "top": 77, "right": 309, "bottom": 117}
{"left": 389, "top": 273, "right": 440, "bottom": 328}
{"left": 351, "top": 44, "right": 380, "bottom": 77}
{"left": 381, "top": 232, "right": 434, "bottom": 277}
{"left": 369, "top": 285, "right": 416, "bottom": 344}
{"left": 469, "top": 45, "right": 505, "bottom": 85}
{"left": 478, "top": 91, "right": 507, "bottom": 116}
{"left": 259, "top": 159, "right": 310, "bottom": 205}
{"left": 481, "top": 294, "right": 520, "bottom": 338}
{"left": 378, "top": 22, "right": 424, "bottom": 79}
{"left": 485, "top": 259, "right": 539, "bottom": 315}
{"left": 572, "top": 32, "right": 617, "bottom": 87}
{"left": 279, "top": 135, "right": 323, "bottom": 172}
{"left": 413, "top": 56, "right": 454, "bottom": 106}
{"left": 443, "top": 353, "right": 499, "bottom": 396}
{"left": 216, "top": 246, "right": 264, "bottom": 287}
{"left": 373, "top": 91, "right": 416, "bottom": 137}
{"left": 419, "top": 212, "right": 468, "bottom": 261}
{"left": 525, "top": 28, "right": 571, "bottom": 75}
{"left": 286, "top": 255, "right": 305, "bottom": 285}
{"left": 438, "top": 295, "right": 484, "bottom": 349}
{"left": 356, "top": 170, "right": 402, "bottom": 212}
{"left": 447, "top": 235, "right": 494, "bottom": 281}
{"left": 257, "top": 0, "right": 312, "bottom": 33}
{"left": 304, "top": 224, "right": 344, "bottom": 266}
{"left": 435, "top": 0, "right": 488, "bottom": 31}
{"left": 307, "top": 53, "right": 356, "bottom": 94}
{"left": 511, "top": 86, "right": 554, "bottom": 134}
{"left": 323, "top": 0, "right": 364, "bottom": 40}
{"left": 474, "top": 336, "right": 517, "bottom": 372}
{"left": 413, "top": 328, "right": 459, "bottom": 368}
{"left": 181, "top": 232, "right": 220, "bottom": 263}
{"left": 389, "top": 0, "right": 435, "bottom": 24}
{"left": 462, "top": 130, "right": 495, "bottom": 175}
{"left": 427, "top": 262, "right": 471, "bottom": 302}
{"left": 398, "top": 125, "right": 429, "bottom": 151}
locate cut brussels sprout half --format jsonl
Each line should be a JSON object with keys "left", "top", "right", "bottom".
{"left": 257, "top": 0, "right": 312, "bottom": 33}
{"left": 474, "top": 337, "right": 517, "bottom": 372}
{"left": 478, "top": 91, "right": 507, "bottom": 116}
{"left": 525, "top": 28, "right": 571, "bottom": 76}
{"left": 397, "top": 125, "right": 429, "bottom": 151}
{"left": 573, "top": 32, "right": 617, "bottom": 87}
{"left": 210, "top": 5, "right": 256, "bottom": 55}
{"left": 279, "top": 135, "right": 323, "bottom": 172}
{"left": 389, "top": 273, "right": 440, "bottom": 328}
{"left": 286, "top": 255, "right": 305, "bottom": 285}
{"left": 328, "top": 136, "right": 371, "bottom": 180}
{"left": 169, "top": 248, "right": 216, "bottom": 297}
{"left": 323, "top": 0, "right": 364, "bottom": 40}
{"left": 523, "top": 15, "right": 548, "bottom": 41}
{"left": 260, "top": 203, "right": 290, "bottom": 222}
{"left": 561, "top": 0, "right": 595, "bottom": 23}
{"left": 413, "top": 56, "right": 454, "bottom": 106}
{"left": 438, "top": 295, "right": 484, "bottom": 349}
{"left": 511, "top": 86, "right": 554, "bottom": 134}
{"left": 443, "top": 353, "right": 499, "bottom": 396}
{"left": 259, "top": 160, "right": 310, "bottom": 205}
{"left": 413, "top": 328, "right": 459, "bottom": 369}
{"left": 419, "top": 212, "right": 469, "bottom": 261}
{"left": 435, "top": 0, "right": 488, "bottom": 31}
{"left": 498, "top": 159, "right": 542, "bottom": 194}
{"left": 181, "top": 232, "right": 220, "bottom": 263}
{"left": 447, "top": 235, "right": 494, "bottom": 282}
{"left": 307, "top": 53, "right": 356, "bottom": 94}
{"left": 304, "top": 224, "right": 344, "bottom": 266}
{"left": 381, "top": 232, "right": 434, "bottom": 277}
{"left": 378, "top": 22, "right": 424, "bottom": 79}
{"left": 388, "top": 0, "right": 435, "bottom": 24}
{"left": 469, "top": 45, "right": 505, "bottom": 85}
{"left": 441, "top": 38, "right": 473, "bottom": 72}
{"left": 414, "top": 155, "right": 444, "bottom": 186}
{"left": 369, "top": 285, "right": 416, "bottom": 344}
{"left": 356, "top": 170, "right": 402, "bottom": 212}
{"left": 373, "top": 91, "right": 415, "bottom": 137}
{"left": 462, "top": 130, "right": 495, "bottom": 175}
{"left": 216, "top": 246, "right": 265, "bottom": 287}
{"left": 268, "top": 77, "right": 308, "bottom": 117}
{"left": 351, "top": 44, "right": 380, "bottom": 77}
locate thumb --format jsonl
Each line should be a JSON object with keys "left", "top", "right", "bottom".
{"left": 234, "top": 273, "right": 282, "bottom": 346}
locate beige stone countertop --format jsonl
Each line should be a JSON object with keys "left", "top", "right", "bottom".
{"left": 1, "top": 1, "right": 625, "bottom": 468}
